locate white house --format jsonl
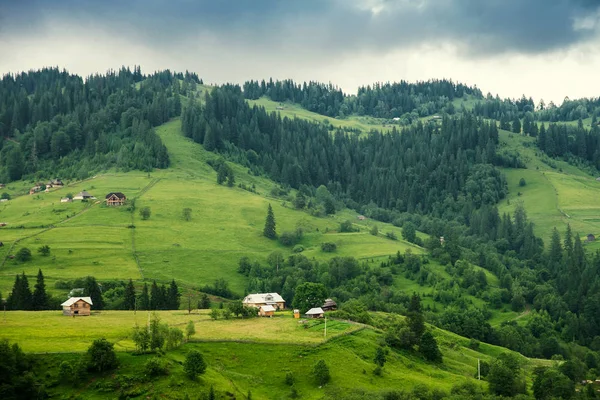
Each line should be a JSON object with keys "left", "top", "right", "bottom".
{"left": 242, "top": 293, "right": 285, "bottom": 310}
{"left": 305, "top": 307, "right": 325, "bottom": 318}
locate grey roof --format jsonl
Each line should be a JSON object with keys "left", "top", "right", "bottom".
{"left": 243, "top": 293, "right": 285, "bottom": 304}
{"left": 305, "top": 307, "right": 324, "bottom": 315}
{"left": 61, "top": 297, "right": 93, "bottom": 307}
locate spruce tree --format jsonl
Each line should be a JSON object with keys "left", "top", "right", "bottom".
{"left": 32, "top": 269, "right": 48, "bottom": 310}
{"left": 124, "top": 279, "right": 136, "bottom": 310}
{"left": 84, "top": 276, "right": 104, "bottom": 310}
{"left": 419, "top": 331, "right": 442, "bottom": 362}
{"left": 407, "top": 293, "right": 425, "bottom": 339}
{"left": 139, "top": 283, "right": 150, "bottom": 310}
{"left": 150, "top": 281, "right": 161, "bottom": 310}
{"left": 263, "top": 204, "right": 277, "bottom": 239}
{"left": 167, "top": 279, "right": 180, "bottom": 310}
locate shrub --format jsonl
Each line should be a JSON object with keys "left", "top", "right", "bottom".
{"left": 339, "top": 220, "right": 356, "bottom": 232}
{"left": 184, "top": 350, "right": 207, "bottom": 379}
{"left": 38, "top": 245, "right": 51, "bottom": 256}
{"left": 144, "top": 357, "right": 169, "bottom": 377}
{"left": 15, "top": 247, "right": 32, "bottom": 262}
{"left": 312, "top": 359, "right": 330, "bottom": 386}
{"left": 519, "top": 178, "right": 526, "bottom": 187}
{"left": 321, "top": 242, "right": 337, "bottom": 252}
{"left": 292, "top": 245, "right": 304, "bottom": 253}
{"left": 285, "top": 371, "right": 295, "bottom": 386}
{"left": 86, "top": 338, "right": 118, "bottom": 372}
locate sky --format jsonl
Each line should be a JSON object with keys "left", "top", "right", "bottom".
{"left": 1, "top": 0, "right": 600, "bottom": 104}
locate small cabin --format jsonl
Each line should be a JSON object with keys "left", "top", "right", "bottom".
{"left": 105, "top": 192, "right": 126, "bottom": 206}
{"left": 73, "top": 191, "right": 96, "bottom": 201}
{"left": 305, "top": 307, "right": 324, "bottom": 319}
{"left": 357, "top": 215, "right": 366, "bottom": 221}
{"left": 322, "top": 299, "right": 337, "bottom": 312}
{"left": 587, "top": 234, "right": 596, "bottom": 242}
{"left": 60, "top": 198, "right": 73, "bottom": 203}
{"left": 61, "top": 297, "right": 93, "bottom": 316}
{"left": 259, "top": 305, "right": 276, "bottom": 317}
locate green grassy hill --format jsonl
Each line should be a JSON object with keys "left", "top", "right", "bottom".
{"left": 2, "top": 310, "right": 549, "bottom": 399}
{"left": 497, "top": 129, "right": 600, "bottom": 246}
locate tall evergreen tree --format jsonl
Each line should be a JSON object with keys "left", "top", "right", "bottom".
{"left": 84, "top": 276, "right": 104, "bottom": 310}
{"left": 150, "top": 281, "right": 163, "bottom": 310}
{"left": 263, "top": 204, "right": 277, "bottom": 239}
{"left": 124, "top": 279, "right": 136, "bottom": 311}
{"left": 419, "top": 331, "right": 442, "bottom": 362}
{"left": 407, "top": 293, "right": 425, "bottom": 340}
{"left": 167, "top": 279, "right": 181, "bottom": 310}
{"left": 139, "top": 283, "right": 150, "bottom": 310}
{"left": 32, "top": 269, "right": 49, "bottom": 310}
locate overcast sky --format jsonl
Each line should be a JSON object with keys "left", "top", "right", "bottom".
{"left": 1, "top": 0, "right": 600, "bottom": 104}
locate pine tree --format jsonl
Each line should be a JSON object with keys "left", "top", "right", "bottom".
{"left": 167, "top": 279, "right": 180, "bottom": 310}
{"left": 32, "top": 269, "right": 48, "bottom": 310}
{"left": 84, "top": 276, "right": 104, "bottom": 310}
{"left": 512, "top": 117, "right": 521, "bottom": 134}
{"left": 407, "top": 293, "right": 425, "bottom": 339}
{"left": 419, "top": 331, "right": 442, "bottom": 362}
{"left": 217, "top": 164, "right": 228, "bottom": 185}
{"left": 150, "top": 281, "right": 161, "bottom": 310}
{"left": 263, "top": 204, "right": 277, "bottom": 239}
{"left": 139, "top": 283, "right": 150, "bottom": 310}
{"left": 124, "top": 279, "right": 136, "bottom": 310}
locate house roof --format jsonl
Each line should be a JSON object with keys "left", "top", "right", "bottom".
{"left": 305, "top": 307, "right": 324, "bottom": 315}
{"left": 260, "top": 305, "right": 276, "bottom": 312}
{"left": 76, "top": 191, "right": 93, "bottom": 197}
{"left": 243, "top": 293, "right": 285, "bottom": 304}
{"left": 61, "top": 297, "right": 93, "bottom": 307}
{"left": 323, "top": 299, "right": 337, "bottom": 307}
{"left": 106, "top": 192, "right": 126, "bottom": 200}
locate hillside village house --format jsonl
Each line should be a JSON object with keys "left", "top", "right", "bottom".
{"left": 259, "top": 305, "right": 276, "bottom": 317}
{"left": 105, "top": 192, "right": 126, "bottom": 206}
{"left": 61, "top": 297, "right": 93, "bottom": 316}
{"left": 47, "top": 179, "right": 64, "bottom": 188}
{"left": 242, "top": 293, "right": 285, "bottom": 310}
{"left": 73, "top": 191, "right": 96, "bottom": 200}
{"left": 305, "top": 307, "right": 324, "bottom": 318}
{"left": 322, "top": 298, "right": 337, "bottom": 311}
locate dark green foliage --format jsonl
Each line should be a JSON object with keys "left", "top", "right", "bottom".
{"left": 293, "top": 282, "right": 327, "bottom": 314}
{"left": 139, "top": 206, "right": 151, "bottom": 220}
{"left": 532, "top": 367, "right": 574, "bottom": 400}
{"left": 0, "top": 68, "right": 172, "bottom": 183}
{"left": 312, "top": 359, "right": 330, "bottom": 386}
{"left": 84, "top": 276, "right": 104, "bottom": 310}
{"left": 263, "top": 204, "right": 277, "bottom": 239}
{"left": 7, "top": 272, "right": 32, "bottom": 310}
{"left": 285, "top": 371, "right": 295, "bottom": 386}
{"left": 487, "top": 353, "right": 525, "bottom": 397}
{"left": 132, "top": 325, "right": 151, "bottom": 353}
{"left": 184, "top": 350, "right": 207, "bottom": 379}
{"left": 198, "top": 293, "right": 211, "bottom": 309}
{"left": 419, "top": 331, "right": 442, "bottom": 363}
{"left": 15, "top": 247, "right": 32, "bottom": 262}
{"left": 321, "top": 242, "right": 337, "bottom": 252}
{"left": 519, "top": 177, "right": 526, "bottom": 187}
{"left": 86, "top": 338, "right": 118, "bottom": 372}
{"left": 0, "top": 339, "right": 46, "bottom": 399}
{"left": 139, "top": 283, "right": 150, "bottom": 310}
{"left": 124, "top": 279, "right": 136, "bottom": 310}
{"left": 166, "top": 279, "right": 180, "bottom": 310}
{"left": 293, "top": 192, "right": 306, "bottom": 209}
{"left": 182, "top": 208, "right": 192, "bottom": 221}
{"left": 407, "top": 293, "right": 425, "bottom": 339}
{"left": 339, "top": 220, "right": 356, "bottom": 233}
{"left": 402, "top": 222, "right": 417, "bottom": 243}
{"left": 37, "top": 245, "right": 50, "bottom": 256}
{"left": 374, "top": 346, "right": 387, "bottom": 367}
{"left": 32, "top": 269, "right": 49, "bottom": 311}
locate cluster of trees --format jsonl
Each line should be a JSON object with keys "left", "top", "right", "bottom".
{"left": 0, "top": 339, "right": 47, "bottom": 399}
{"left": 183, "top": 86, "right": 507, "bottom": 215}
{"left": 131, "top": 280, "right": 181, "bottom": 311}
{"left": 131, "top": 313, "right": 185, "bottom": 353}
{"left": 536, "top": 121, "right": 600, "bottom": 169}
{"left": 0, "top": 67, "right": 176, "bottom": 182}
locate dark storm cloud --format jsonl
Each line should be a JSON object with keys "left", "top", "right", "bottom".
{"left": 1, "top": 0, "right": 599, "bottom": 56}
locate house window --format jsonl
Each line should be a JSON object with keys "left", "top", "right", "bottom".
{"left": 74, "top": 304, "right": 78, "bottom": 308}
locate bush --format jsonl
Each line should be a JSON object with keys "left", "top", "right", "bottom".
{"left": 339, "top": 220, "right": 356, "bottom": 233}
{"left": 15, "top": 247, "right": 32, "bottom": 262}
{"left": 37, "top": 245, "right": 51, "bottom": 256}
{"left": 321, "top": 242, "right": 337, "bottom": 252}
{"left": 139, "top": 206, "right": 151, "bottom": 220}
{"left": 519, "top": 178, "right": 526, "bottom": 187}
{"left": 184, "top": 350, "right": 207, "bottom": 379}
{"left": 312, "top": 359, "right": 330, "bottom": 386}
{"left": 292, "top": 245, "right": 304, "bottom": 253}
{"left": 385, "top": 232, "right": 398, "bottom": 241}
{"left": 86, "top": 338, "right": 118, "bottom": 372}
{"left": 144, "top": 357, "right": 169, "bottom": 377}
{"left": 285, "top": 371, "right": 295, "bottom": 386}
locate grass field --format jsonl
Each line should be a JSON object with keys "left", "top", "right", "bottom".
{"left": 498, "top": 129, "right": 600, "bottom": 245}
{"left": 1, "top": 309, "right": 548, "bottom": 399}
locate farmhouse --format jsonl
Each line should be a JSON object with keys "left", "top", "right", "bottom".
{"left": 60, "top": 197, "right": 73, "bottom": 203}
{"left": 61, "top": 297, "right": 93, "bottom": 316}
{"left": 47, "top": 179, "right": 64, "bottom": 188}
{"left": 73, "top": 191, "right": 96, "bottom": 200}
{"left": 242, "top": 293, "right": 285, "bottom": 310}
{"left": 322, "top": 298, "right": 337, "bottom": 311}
{"left": 357, "top": 215, "right": 366, "bottom": 221}
{"left": 105, "top": 192, "right": 126, "bottom": 206}
{"left": 305, "top": 307, "right": 324, "bottom": 318}
{"left": 259, "top": 305, "right": 276, "bottom": 317}
{"left": 587, "top": 234, "right": 596, "bottom": 242}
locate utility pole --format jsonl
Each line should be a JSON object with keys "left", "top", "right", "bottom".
{"left": 324, "top": 316, "right": 327, "bottom": 338}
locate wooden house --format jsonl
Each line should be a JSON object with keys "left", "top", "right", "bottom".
{"left": 587, "top": 234, "right": 596, "bottom": 242}
{"left": 61, "top": 297, "right": 93, "bottom": 316}
{"left": 60, "top": 197, "right": 73, "bottom": 203}
{"left": 105, "top": 192, "right": 126, "bottom": 206}
{"left": 242, "top": 293, "right": 285, "bottom": 310}
{"left": 322, "top": 299, "right": 337, "bottom": 311}
{"left": 259, "top": 305, "right": 276, "bottom": 317}
{"left": 357, "top": 215, "right": 366, "bottom": 221}
{"left": 73, "top": 191, "right": 95, "bottom": 201}
{"left": 47, "top": 179, "right": 64, "bottom": 187}
{"left": 305, "top": 307, "right": 324, "bottom": 318}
